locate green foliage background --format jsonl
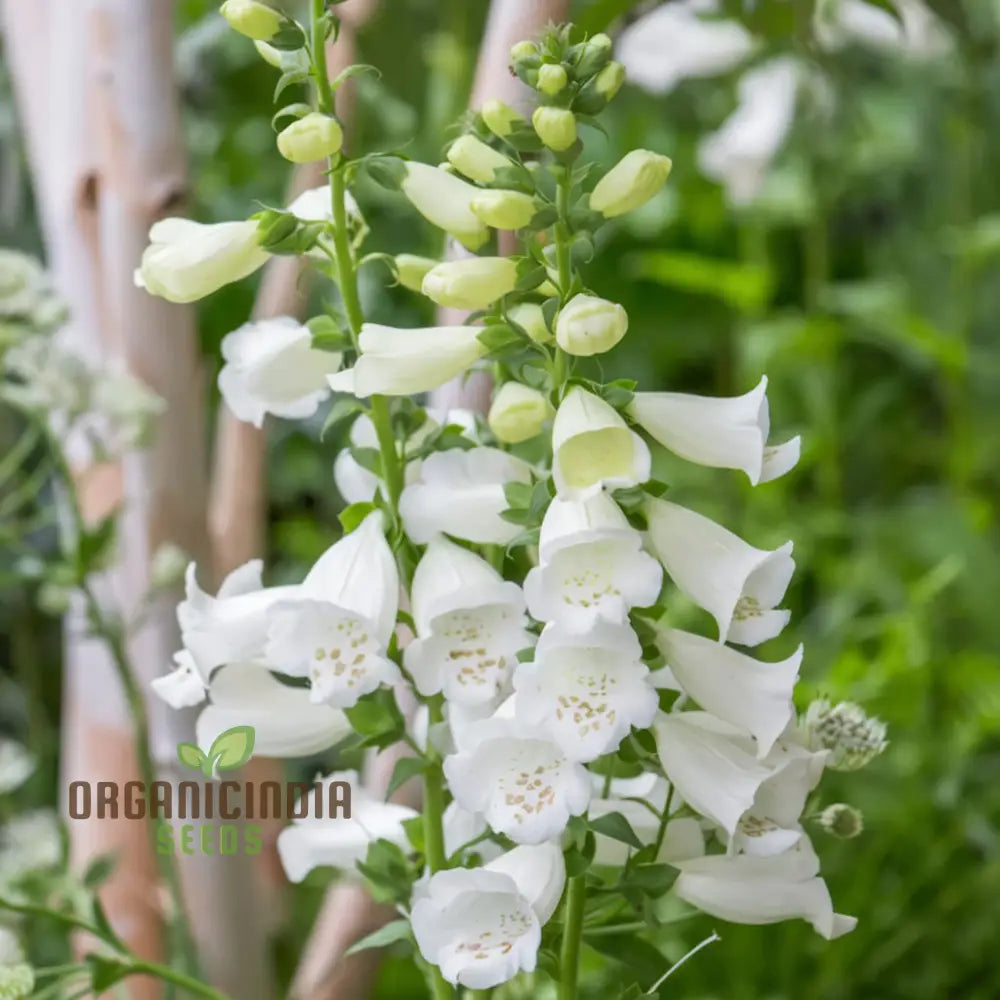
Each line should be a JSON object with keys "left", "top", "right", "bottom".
{"left": 1, "top": 1, "right": 999, "bottom": 998}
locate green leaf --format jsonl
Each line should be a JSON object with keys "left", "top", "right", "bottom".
{"left": 477, "top": 323, "right": 526, "bottom": 356}
{"left": 344, "top": 918, "right": 412, "bottom": 956}
{"left": 385, "top": 756, "right": 430, "bottom": 799}
{"left": 589, "top": 811, "right": 643, "bottom": 850}
{"left": 586, "top": 933, "right": 667, "bottom": 989}
{"left": 274, "top": 68, "right": 309, "bottom": 102}
{"left": 209, "top": 725, "right": 256, "bottom": 771}
{"left": 345, "top": 689, "right": 406, "bottom": 750}
{"left": 331, "top": 64, "right": 381, "bottom": 90}
{"left": 340, "top": 501, "right": 377, "bottom": 534}
{"left": 86, "top": 954, "right": 131, "bottom": 992}
{"left": 268, "top": 21, "right": 307, "bottom": 50}
{"left": 322, "top": 397, "right": 364, "bottom": 441}
{"left": 177, "top": 742, "right": 207, "bottom": 772}
{"left": 271, "top": 102, "right": 313, "bottom": 132}
{"left": 620, "top": 862, "right": 677, "bottom": 898}
{"left": 365, "top": 155, "right": 407, "bottom": 191}
{"left": 76, "top": 514, "right": 117, "bottom": 577}
{"left": 83, "top": 852, "right": 117, "bottom": 889}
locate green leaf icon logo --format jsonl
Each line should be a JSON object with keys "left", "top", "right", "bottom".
{"left": 208, "top": 725, "right": 256, "bottom": 773}
{"left": 177, "top": 742, "right": 208, "bottom": 772}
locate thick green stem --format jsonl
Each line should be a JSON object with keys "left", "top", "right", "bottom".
{"left": 310, "top": 0, "right": 335, "bottom": 114}
{"left": 551, "top": 169, "right": 575, "bottom": 397}
{"left": 558, "top": 876, "right": 586, "bottom": 1000}
{"left": 129, "top": 960, "right": 232, "bottom": 1000}
{"left": 652, "top": 783, "right": 675, "bottom": 857}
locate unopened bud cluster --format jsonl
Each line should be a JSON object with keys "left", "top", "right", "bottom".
{"left": 804, "top": 699, "right": 888, "bottom": 772}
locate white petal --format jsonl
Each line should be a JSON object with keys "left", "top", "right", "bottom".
{"left": 333, "top": 450, "right": 379, "bottom": 504}
{"left": 536, "top": 491, "right": 632, "bottom": 560}
{"left": 484, "top": 842, "right": 566, "bottom": 923}
{"left": 513, "top": 622, "right": 658, "bottom": 762}
{"left": 400, "top": 447, "right": 533, "bottom": 546}
{"left": 656, "top": 627, "right": 800, "bottom": 757}
{"left": 195, "top": 666, "right": 352, "bottom": 758}
{"left": 644, "top": 497, "right": 794, "bottom": 644}
{"left": 0, "top": 740, "right": 35, "bottom": 795}
{"left": 760, "top": 436, "right": 801, "bottom": 483}
{"left": 653, "top": 711, "right": 774, "bottom": 834}
{"left": 552, "top": 388, "right": 651, "bottom": 498}
{"left": 216, "top": 559, "right": 264, "bottom": 598}
{"left": 151, "top": 651, "right": 207, "bottom": 709}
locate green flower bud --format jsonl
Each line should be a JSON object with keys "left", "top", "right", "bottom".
{"left": 576, "top": 32, "right": 613, "bottom": 77}
{"left": 595, "top": 60, "right": 626, "bottom": 101}
{"left": 803, "top": 699, "right": 888, "bottom": 772}
{"left": 555, "top": 293, "right": 628, "bottom": 356}
{"left": 470, "top": 189, "right": 537, "bottom": 230}
{"left": 819, "top": 803, "right": 864, "bottom": 839}
{"left": 219, "top": 0, "right": 283, "bottom": 41}
{"left": 0, "top": 962, "right": 34, "bottom": 1000}
{"left": 395, "top": 254, "right": 439, "bottom": 292}
{"left": 421, "top": 257, "right": 519, "bottom": 310}
{"left": 532, "top": 107, "right": 577, "bottom": 152}
{"left": 590, "top": 149, "right": 673, "bottom": 218}
{"left": 537, "top": 63, "right": 568, "bottom": 96}
{"left": 488, "top": 382, "right": 553, "bottom": 444}
{"left": 507, "top": 302, "right": 552, "bottom": 344}
{"left": 481, "top": 99, "right": 525, "bottom": 138}
{"left": 446, "top": 134, "right": 512, "bottom": 184}
{"left": 276, "top": 113, "right": 343, "bottom": 163}
{"left": 510, "top": 40, "right": 540, "bottom": 63}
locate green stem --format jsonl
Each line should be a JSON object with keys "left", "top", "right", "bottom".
{"left": 558, "top": 876, "right": 586, "bottom": 1000}
{"left": 652, "top": 783, "right": 676, "bottom": 857}
{"left": 310, "top": 0, "right": 335, "bottom": 114}
{"left": 467, "top": 991, "right": 492, "bottom": 1000}
{"left": 551, "top": 168, "right": 575, "bottom": 398}
{"left": 129, "top": 960, "right": 232, "bottom": 1000}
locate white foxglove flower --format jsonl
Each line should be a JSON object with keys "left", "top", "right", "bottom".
{"left": 513, "top": 622, "right": 658, "bottom": 762}
{"left": 0, "top": 740, "right": 34, "bottom": 795}
{"left": 412, "top": 842, "right": 564, "bottom": 989}
{"left": 151, "top": 650, "right": 210, "bottom": 709}
{"left": 629, "top": 376, "right": 800, "bottom": 484}
{"left": 333, "top": 414, "right": 381, "bottom": 505}
{"left": 400, "top": 162, "right": 489, "bottom": 251}
{"left": 178, "top": 558, "right": 299, "bottom": 678}
{"left": 616, "top": 1, "right": 755, "bottom": 94}
{"left": 444, "top": 713, "right": 591, "bottom": 843}
{"left": 814, "top": 0, "right": 950, "bottom": 59}
{"left": 674, "top": 839, "right": 857, "bottom": 939}
{"left": 0, "top": 809, "right": 61, "bottom": 877}
{"left": 328, "top": 323, "right": 486, "bottom": 398}
{"left": 195, "top": 665, "right": 352, "bottom": 758}
{"left": 405, "top": 537, "right": 531, "bottom": 708}
{"left": 644, "top": 497, "right": 794, "bottom": 646}
{"left": 653, "top": 627, "right": 801, "bottom": 757}
{"left": 400, "top": 447, "right": 533, "bottom": 545}
{"left": 134, "top": 218, "right": 269, "bottom": 303}
{"left": 653, "top": 711, "right": 774, "bottom": 835}
{"left": 524, "top": 492, "right": 662, "bottom": 631}
{"left": 218, "top": 317, "right": 340, "bottom": 428}
{"left": 277, "top": 770, "right": 418, "bottom": 883}
{"left": 442, "top": 801, "right": 503, "bottom": 862}
{"left": 421, "top": 257, "right": 519, "bottom": 311}
{"left": 266, "top": 513, "right": 400, "bottom": 707}
{"left": 698, "top": 57, "right": 802, "bottom": 206}
{"left": 552, "top": 387, "right": 651, "bottom": 498}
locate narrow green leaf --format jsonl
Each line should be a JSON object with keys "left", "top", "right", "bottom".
{"left": 345, "top": 918, "right": 412, "bottom": 956}
{"left": 589, "top": 811, "right": 643, "bottom": 849}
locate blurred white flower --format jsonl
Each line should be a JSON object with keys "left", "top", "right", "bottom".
{"left": 218, "top": 316, "right": 340, "bottom": 428}
{"left": 0, "top": 809, "right": 61, "bottom": 880}
{"left": 277, "top": 770, "right": 418, "bottom": 883}
{"left": 814, "top": 0, "right": 951, "bottom": 58}
{"left": 0, "top": 741, "right": 34, "bottom": 795}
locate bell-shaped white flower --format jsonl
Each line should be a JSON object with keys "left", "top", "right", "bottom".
{"left": 629, "top": 376, "right": 800, "bottom": 484}
{"left": 151, "top": 650, "right": 210, "bottom": 709}
{"left": 698, "top": 57, "right": 802, "bottom": 206}
{"left": 277, "top": 770, "right": 418, "bottom": 883}
{"left": 135, "top": 218, "right": 269, "bottom": 303}
{"left": 617, "top": 2, "right": 755, "bottom": 95}
{"left": 265, "top": 513, "right": 400, "bottom": 707}
{"left": 442, "top": 801, "right": 503, "bottom": 862}
{"left": 524, "top": 492, "right": 662, "bottom": 631}
{"left": 328, "top": 323, "right": 486, "bottom": 398}
{"left": 178, "top": 558, "right": 299, "bottom": 678}
{"left": 218, "top": 316, "right": 340, "bottom": 428}
{"left": 653, "top": 627, "right": 801, "bottom": 757}
{"left": 552, "top": 387, "right": 651, "bottom": 498}
{"left": 412, "top": 842, "right": 564, "bottom": 989}
{"left": 513, "top": 622, "right": 658, "bottom": 762}
{"left": 405, "top": 538, "right": 532, "bottom": 708}
{"left": 653, "top": 711, "right": 774, "bottom": 835}
{"left": 333, "top": 414, "right": 381, "bottom": 505}
{"left": 674, "top": 839, "right": 857, "bottom": 939}
{"left": 444, "top": 712, "right": 591, "bottom": 844}
{"left": 644, "top": 497, "right": 794, "bottom": 646}
{"left": 400, "top": 446, "right": 533, "bottom": 546}
{"left": 195, "top": 665, "right": 352, "bottom": 758}
{"left": 400, "top": 162, "right": 489, "bottom": 251}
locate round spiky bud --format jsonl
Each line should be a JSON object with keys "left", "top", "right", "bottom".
{"left": 819, "top": 803, "right": 864, "bottom": 839}
{"left": 803, "top": 699, "right": 888, "bottom": 771}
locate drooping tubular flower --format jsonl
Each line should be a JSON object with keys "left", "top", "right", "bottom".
{"left": 265, "top": 512, "right": 400, "bottom": 707}
{"left": 399, "top": 161, "right": 489, "bottom": 250}
{"left": 404, "top": 537, "right": 533, "bottom": 709}
{"left": 513, "top": 621, "right": 658, "bottom": 762}
{"left": 644, "top": 496, "right": 795, "bottom": 646}
{"left": 523, "top": 491, "right": 662, "bottom": 631}
{"left": 328, "top": 323, "right": 487, "bottom": 398}
{"left": 629, "top": 376, "right": 800, "bottom": 484}
{"left": 218, "top": 316, "right": 341, "bottom": 427}
{"left": 411, "top": 842, "right": 565, "bottom": 989}
{"left": 551, "top": 386, "right": 651, "bottom": 498}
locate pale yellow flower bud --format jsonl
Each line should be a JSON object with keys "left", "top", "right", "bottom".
{"left": 532, "top": 107, "right": 577, "bottom": 152}
{"left": 555, "top": 293, "right": 628, "bottom": 356}
{"left": 276, "top": 113, "right": 343, "bottom": 163}
{"left": 590, "top": 149, "right": 673, "bottom": 218}
{"left": 510, "top": 40, "right": 539, "bottom": 62}
{"left": 446, "top": 135, "right": 512, "bottom": 184}
{"left": 537, "top": 63, "right": 568, "bottom": 96}
{"left": 507, "top": 302, "right": 552, "bottom": 344}
{"left": 395, "top": 254, "right": 439, "bottom": 292}
{"left": 219, "top": 0, "right": 283, "bottom": 41}
{"left": 488, "top": 382, "right": 553, "bottom": 443}
{"left": 470, "top": 189, "right": 537, "bottom": 230}
{"left": 595, "top": 61, "right": 626, "bottom": 101}
{"left": 421, "top": 257, "right": 519, "bottom": 310}
{"left": 481, "top": 99, "right": 525, "bottom": 138}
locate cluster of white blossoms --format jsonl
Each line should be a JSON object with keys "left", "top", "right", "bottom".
{"left": 141, "top": 8, "right": 886, "bottom": 994}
